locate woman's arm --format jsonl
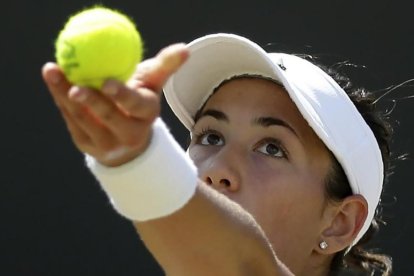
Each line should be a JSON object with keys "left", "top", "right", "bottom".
{"left": 136, "top": 183, "right": 291, "bottom": 275}
{"left": 42, "top": 44, "right": 292, "bottom": 276}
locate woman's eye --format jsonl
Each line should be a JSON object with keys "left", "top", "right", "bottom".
{"left": 256, "top": 141, "right": 286, "bottom": 158}
{"left": 200, "top": 133, "right": 224, "bottom": 146}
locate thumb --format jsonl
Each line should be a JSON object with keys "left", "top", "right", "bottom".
{"left": 130, "top": 43, "right": 189, "bottom": 93}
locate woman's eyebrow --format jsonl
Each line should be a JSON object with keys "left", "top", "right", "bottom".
{"left": 194, "top": 110, "right": 298, "bottom": 137}
{"left": 194, "top": 109, "right": 229, "bottom": 123}
{"left": 253, "top": 117, "right": 298, "bottom": 137}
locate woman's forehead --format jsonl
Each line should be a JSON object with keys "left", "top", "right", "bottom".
{"left": 203, "top": 77, "right": 292, "bottom": 112}
{"left": 199, "top": 78, "right": 302, "bottom": 132}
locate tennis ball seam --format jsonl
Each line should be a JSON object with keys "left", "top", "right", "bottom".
{"left": 55, "top": 6, "right": 143, "bottom": 89}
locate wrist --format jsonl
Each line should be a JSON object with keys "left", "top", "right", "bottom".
{"left": 85, "top": 117, "right": 198, "bottom": 221}
{"left": 96, "top": 128, "right": 152, "bottom": 168}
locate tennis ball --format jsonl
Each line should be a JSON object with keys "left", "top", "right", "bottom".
{"left": 55, "top": 6, "right": 143, "bottom": 89}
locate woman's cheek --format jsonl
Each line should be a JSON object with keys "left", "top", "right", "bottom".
{"left": 250, "top": 153, "right": 283, "bottom": 176}
{"left": 188, "top": 146, "right": 209, "bottom": 167}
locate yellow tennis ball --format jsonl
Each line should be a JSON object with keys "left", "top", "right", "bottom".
{"left": 55, "top": 6, "right": 143, "bottom": 89}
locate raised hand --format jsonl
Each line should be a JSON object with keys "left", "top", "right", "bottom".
{"left": 42, "top": 44, "right": 189, "bottom": 167}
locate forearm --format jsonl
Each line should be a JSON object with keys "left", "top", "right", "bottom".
{"left": 135, "top": 183, "right": 291, "bottom": 276}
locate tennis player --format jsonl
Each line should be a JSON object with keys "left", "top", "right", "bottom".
{"left": 42, "top": 33, "right": 392, "bottom": 275}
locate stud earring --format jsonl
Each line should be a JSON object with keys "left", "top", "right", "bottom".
{"left": 319, "top": 241, "right": 328, "bottom": 250}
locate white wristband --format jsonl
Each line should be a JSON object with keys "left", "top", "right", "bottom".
{"left": 85, "top": 118, "right": 198, "bottom": 221}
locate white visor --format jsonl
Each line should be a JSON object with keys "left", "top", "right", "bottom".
{"left": 163, "top": 33, "right": 383, "bottom": 245}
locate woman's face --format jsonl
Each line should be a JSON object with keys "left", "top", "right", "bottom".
{"left": 188, "top": 77, "right": 334, "bottom": 272}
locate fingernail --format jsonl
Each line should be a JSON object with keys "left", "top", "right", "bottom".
{"left": 69, "top": 86, "right": 87, "bottom": 102}
{"left": 50, "top": 70, "right": 62, "bottom": 85}
{"left": 102, "top": 80, "right": 118, "bottom": 96}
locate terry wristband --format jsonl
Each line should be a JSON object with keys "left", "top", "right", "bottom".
{"left": 85, "top": 118, "right": 198, "bottom": 221}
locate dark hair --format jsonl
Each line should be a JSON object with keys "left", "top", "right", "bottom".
{"left": 317, "top": 63, "right": 393, "bottom": 275}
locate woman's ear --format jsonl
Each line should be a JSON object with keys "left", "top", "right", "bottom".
{"left": 316, "top": 195, "right": 368, "bottom": 254}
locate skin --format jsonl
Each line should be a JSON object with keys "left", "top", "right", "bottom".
{"left": 42, "top": 44, "right": 367, "bottom": 275}
{"left": 189, "top": 78, "right": 335, "bottom": 274}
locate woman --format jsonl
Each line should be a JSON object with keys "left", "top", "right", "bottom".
{"left": 42, "top": 33, "right": 392, "bottom": 275}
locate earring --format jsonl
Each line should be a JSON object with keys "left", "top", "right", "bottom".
{"left": 319, "top": 241, "right": 328, "bottom": 250}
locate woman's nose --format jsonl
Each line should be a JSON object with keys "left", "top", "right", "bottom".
{"left": 200, "top": 148, "right": 242, "bottom": 193}
{"left": 205, "top": 175, "right": 237, "bottom": 191}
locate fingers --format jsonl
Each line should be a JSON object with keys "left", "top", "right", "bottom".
{"left": 102, "top": 79, "right": 160, "bottom": 121}
{"left": 60, "top": 107, "right": 92, "bottom": 152}
{"left": 42, "top": 63, "right": 118, "bottom": 153}
{"left": 42, "top": 62, "right": 72, "bottom": 108}
{"left": 42, "top": 62, "right": 93, "bottom": 150}
{"left": 42, "top": 42, "right": 189, "bottom": 124}
{"left": 132, "top": 43, "right": 189, "bottom": 92}
{"left": 69, "top": 85, "right": 151, "bottom": 148}
{"left": 97, "top": 43, "right": 189, "bottom": 125}
{"left": 41, "top": 42, "right": 189, "bottom": 167}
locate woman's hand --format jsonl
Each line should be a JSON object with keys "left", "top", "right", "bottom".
{"left": 42, "top": 44, "right": 189, "bottom": 167}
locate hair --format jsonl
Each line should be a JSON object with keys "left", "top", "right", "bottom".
{"left": 317, "top": 62, "right": 393, "bottom": 275}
